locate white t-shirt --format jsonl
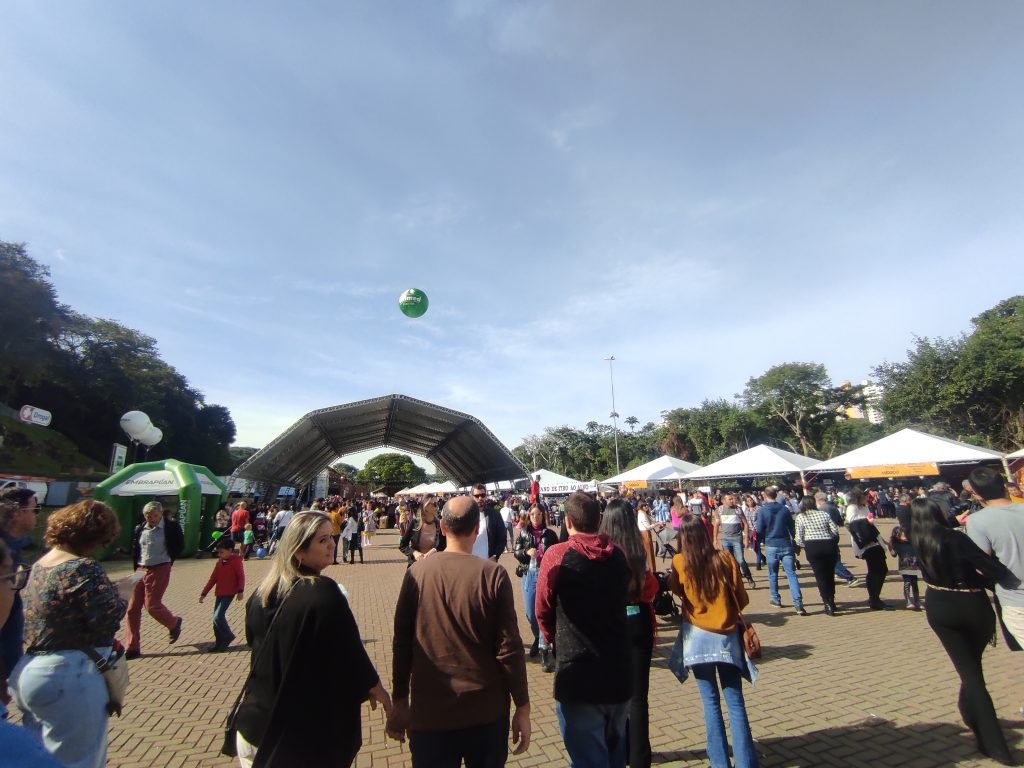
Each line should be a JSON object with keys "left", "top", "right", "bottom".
{"left": 500, "top": 504, "right": 514, "bottom": 525}
{"left": 637, "top": 509, "right": 654, "bottom": 532}
{"left": 274, "top": 509, "right": 294, "bottom": 529}
{"left": 472, "top": 512, "right": 490, "bottom": 559}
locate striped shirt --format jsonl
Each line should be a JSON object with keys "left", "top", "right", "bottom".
{"left": 794, "top": 509, "right": 839, "bottom": 546}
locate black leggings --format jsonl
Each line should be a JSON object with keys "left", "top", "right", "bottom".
{"left": 926, "top": 588, "right": 1011, "bottom": 762}
{"left": 862, "top": 546, "right": 888, "bottom": 604}
{"left": 803, "top": 539, "right": 838, "bottom": 607}
{"left": 626, "top": 611, "right": 653, "bottom": 768}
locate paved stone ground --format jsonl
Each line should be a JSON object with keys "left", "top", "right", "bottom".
{"left": 61, "top": 524, "right": 1024, "bottom": 767}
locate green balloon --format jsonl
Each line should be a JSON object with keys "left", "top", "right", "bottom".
{"left": 399, "top": 288, "right": 429, "bottom": 318}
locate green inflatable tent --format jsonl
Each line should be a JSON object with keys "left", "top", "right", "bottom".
{"left": 93, "top": 459, "right": 228, "bottom": 559}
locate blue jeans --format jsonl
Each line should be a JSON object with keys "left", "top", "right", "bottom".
{"left": 692, "top": 663, "right": 759, "bottom": 768}
{"left": 720, "top": 538, "right": 752, "bottom": 580}
{"left": 212, "top": 595, "right": 235, "bottom": 645}
{"left": 556, "top": 700, "right": 629, "bottom": 768}
{"left": 521, "top": 566, "right": 548, "bottom": 649}
{"left": 10, "top": 649, "right": 110, "bottom": 768}
{"left": 834, "top": 558, "right": 855, "bottom": 581}
{"left": 765, "top": 545, "right": 803, "bottom": 607}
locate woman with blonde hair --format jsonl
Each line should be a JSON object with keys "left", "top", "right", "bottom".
{"left": 398, "top": 496, "right": 445, "bottom": 566}
{"left": 9, "top": 500, "right": 131, "bottom": 768}
{"left": 235, "top": 511, "right": 391, "bottom": 766}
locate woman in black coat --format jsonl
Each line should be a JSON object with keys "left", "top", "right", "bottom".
{"left": 513, "top": 505, "right": 558, "bottom": 662}
{"left": 910, "top": 498, "right": 1014, "bottom": 765}
{"left": 397, "top": 496, "right": 446, "bottom": 566}
{"left": 236, "top": 512, "right": 391, "bottom": 767}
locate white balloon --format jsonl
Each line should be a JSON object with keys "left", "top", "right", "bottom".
{"left": 120, "top": 411, "right": 152, "bottom": 440}
{"left": 138, "top": 425, "right": 163, "bottom": 447}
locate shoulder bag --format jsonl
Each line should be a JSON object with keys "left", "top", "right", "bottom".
{"left": 221, "top": 588, "right": 293, "bottom": 757}
{"left": 83, "top": 645, "right": 129, "bottom": 718}
{"left": 724, "top": 556, "right": 762, "bottom": 659}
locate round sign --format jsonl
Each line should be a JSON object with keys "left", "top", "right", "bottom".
{"left": 398, "top": 288, "right": 429, "bottom": 318}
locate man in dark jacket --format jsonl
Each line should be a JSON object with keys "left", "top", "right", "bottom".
{"left": 536, "top": 491, "right": 632, "bottom": 767}
{"left": 755, "top": 486, "right": 806, "bottom": 615}
{"left": 471, "top": 485, "right": 507, "bottom": 561}
{"left": 125, "top": 500, "right": 185, "bottom": 658}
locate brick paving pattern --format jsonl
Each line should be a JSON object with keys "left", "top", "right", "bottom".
{"left": 58, "top": 524, "right": 1023, "bottom": 767}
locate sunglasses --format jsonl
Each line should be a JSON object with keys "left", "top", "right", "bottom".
{"left": 472, "top": 494, "right": 487, "bottom": 499}
{"left": 0, "top": 563, "right": 30, "bottom": 591}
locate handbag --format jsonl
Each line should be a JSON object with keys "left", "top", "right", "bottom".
{"left": 726, "top": 567, "right": 762, "bottom": 660}
{"left": 83, "top": 645, "right": 129, "bottom": 717}
{"left": 515, "top": 563, "right": 527, "bottom": 578}
{"left": 221, "top": 589, "right": 292, "bottom": 757}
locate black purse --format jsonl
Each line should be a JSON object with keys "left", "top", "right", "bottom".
{"left": 221, "top": 590, "right": 292, "bottom": 757}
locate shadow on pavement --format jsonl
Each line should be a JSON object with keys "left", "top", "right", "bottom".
{"left": 754, "top": 715, "right": 1024, "bottom": 767}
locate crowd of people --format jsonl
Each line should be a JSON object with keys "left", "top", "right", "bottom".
{"left": 0, "top": 466, "right": 1022, "bottom": 767}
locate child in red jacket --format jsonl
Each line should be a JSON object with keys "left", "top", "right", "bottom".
{"left": 199, "top": 537, "right": 245, "bottom": 652}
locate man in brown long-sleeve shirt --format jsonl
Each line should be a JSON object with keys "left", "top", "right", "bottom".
{"left": 387, "top": 495, "right": 531, "bottom": 766}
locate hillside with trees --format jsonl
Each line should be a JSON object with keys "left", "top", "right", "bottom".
{"left": 0, "top": 240, "right": 238, "bottom": 475}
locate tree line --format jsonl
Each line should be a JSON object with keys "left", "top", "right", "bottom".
{"left": 514, "top": 296, "right": 1024, "bottom": 481}
{"left": 0, "top": 241, "right": 238, "bottom": 475}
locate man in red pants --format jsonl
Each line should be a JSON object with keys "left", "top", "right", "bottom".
{"left": 124, "top": 501, "right": 184, "bottom": 659}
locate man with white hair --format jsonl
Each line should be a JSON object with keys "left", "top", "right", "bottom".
{"left": 125, "top": 501, "right": 185, "bottom": 659}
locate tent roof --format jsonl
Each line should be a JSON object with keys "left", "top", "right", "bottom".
{"left": 807, "top": 428, "right": 1004, "bottom": 473}
{"left": 234, "top": 394, "right": 526, "bottom": 488}
{"left": 684, "top": 445, "right": 820, "bottom": 481}
{"left": 1007, "top": 447, "right": 1024, "bottom": 459}
{"left": 534, "top": 468, "right": 585, "bottom": 486}
{"left": 605, "top": 455, "right": 702, "bottom": 484}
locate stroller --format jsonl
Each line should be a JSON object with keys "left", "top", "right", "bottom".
{"left": 653, "top": 522, "right": 678, "bottom": 564}
{"left": 652, "top": 571, "right": 680, "bottom": 619}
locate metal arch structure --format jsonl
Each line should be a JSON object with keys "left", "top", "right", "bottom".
{"left": 233, "top": 394, "right": 528, "bottom": 489}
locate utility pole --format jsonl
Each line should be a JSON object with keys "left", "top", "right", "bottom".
{"left": 604, "top": 356, "right": 621, "bottom": 473}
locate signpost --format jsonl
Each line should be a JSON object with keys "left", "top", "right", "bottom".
{"left": 109, "top": 444, "right": 128, "bottom": 474}
{"left": 19, "top": 405, "right": 52, "bottom": 427}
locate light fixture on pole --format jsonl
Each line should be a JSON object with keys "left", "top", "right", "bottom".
{"left": 604, "top": 356, "right": 621, "bottom": 473}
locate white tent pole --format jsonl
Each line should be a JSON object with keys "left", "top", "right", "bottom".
{"left": 1002, "top": 457, "right": 1015, "bottom": 485}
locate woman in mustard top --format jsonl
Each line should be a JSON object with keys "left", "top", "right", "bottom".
{"left": 669, "top": 514, "right": 759, "bottom": 768}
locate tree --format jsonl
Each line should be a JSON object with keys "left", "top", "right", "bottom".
{"left": 875, "top": 296, "right": 1024, "bottom": 449}
{"left": 625, "top": 416, "right": 639, "bottom": 432}
{"left": 740, "top": 362, "right": 858, "bottom": 456}
{"left": 0, "top": 241, "right": 68, "bottom": 399}
{"left": 355, "top": 453, "right": 426, "bottom": 487}
{"left": 331, "top": 461, "right": 359, "bottom": 478}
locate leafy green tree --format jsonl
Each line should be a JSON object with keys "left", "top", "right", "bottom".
{"left": 331, "top": 461, "right": 359, "bottom": 478}
{"left": 0, "top": 241, "right": 239, "bottom": 474}
{"left": 625, "top": 416, "right": 639, "bottom": 432}
{"left": 875, "top": 296, "right": 1024, "bottom": 449}
{"left": 0, "top": 242, "right": 68, "bottom": 399}
{"left": 355, "top": 453, "right": 426, "bottom": 487}
{"left": 740, "top": 362, "right": 858, "bottom": 456}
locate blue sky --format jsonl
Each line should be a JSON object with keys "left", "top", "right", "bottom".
{"left": 3, "top": 2, "right": 1022, "bottom": 468}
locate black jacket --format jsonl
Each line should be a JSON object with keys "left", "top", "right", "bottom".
{"left": 482, "top": 503, "right": 506, "bottom": 560}
{"left": 398, "top": 519, "right": 446, "bottom": 565}
{"left": 131, "top": 516, "right": 184, "bottom": 570}
{"left": 238, "top": 575, "right": 379, "bottom": 767}
{"left": 513, "top": 525, "right": 559, "bottom": 565}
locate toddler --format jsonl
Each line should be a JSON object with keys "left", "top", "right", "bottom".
{"left": 199, "top": 537, "right": 245, "bottom": 652}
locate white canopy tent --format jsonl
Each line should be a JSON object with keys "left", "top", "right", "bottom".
{"left": 532, "top": 468, "right": 596, "bottom": 495}
{"left": 806, "top": 428, "right": 1004, "bottom": 478}
{"left": 396, "top": 482, "right": 431, "bottom": 496}
{"left": 604, "top": 456, "right": 703, "bottom": 484}
{"left": 683, "top": 445, "right": 820, "bottom": 482}
{"left": 1007, "top": 448, "right": 1024, "bottom": 460}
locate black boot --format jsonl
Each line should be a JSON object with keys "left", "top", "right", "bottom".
{"left": 529, "top": 638, "right": 539, "bottom": 658}
{"left": 541, "top": 648, "right": 555, "bottom": 673}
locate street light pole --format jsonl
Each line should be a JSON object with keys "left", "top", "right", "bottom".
{"left": 604, "top": 356, "right": 621, "bottom": 473}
